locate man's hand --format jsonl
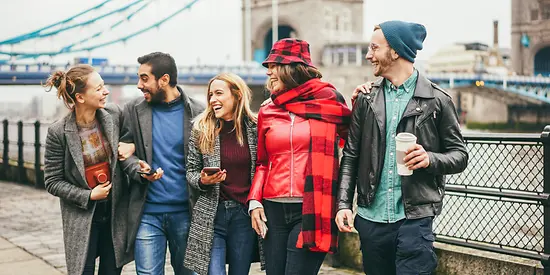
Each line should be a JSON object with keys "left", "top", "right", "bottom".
{"left": 403, "top": 144, "right": 430, "bottom": 170}
{"left": 200, "top": 169, "right": 227, "bottom": 185}
{"left": 118, "top": 142, "right": 135, "bottom": 161}
{"left": 351, "top": 81, "right": 374, "bottom": 103}
{"left": 138, "top": 160, "right": 163, "bottom": 181}
{"left": 251, "top": 208, "right": 268, "bottom": 238}
{"left": 335, "top": 209, "right": 354, "bottom": 233}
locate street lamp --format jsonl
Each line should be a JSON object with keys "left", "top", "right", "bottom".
{"left": 272, "top": 0, "right": 278, "bottom": 44}
{"left": 244, "top": 0, "right": 251, "bottom": 62}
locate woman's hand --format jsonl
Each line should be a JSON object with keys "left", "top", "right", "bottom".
{"left": 251, "top": 208, "right": 268, "bottom": 238}
{"left": 200, "top": 169, "right": 227, "bottom": 185}
{"left": 118, "top": 142, "right": 135, "bottom": 161}
{"left": 90, "top": 181, "right": 112, "bottom": 200}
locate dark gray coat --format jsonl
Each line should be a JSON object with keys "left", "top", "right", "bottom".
{"left": 44, "top": 104, "right": 141, "bottom": 275}
{"left": 120, "top": 87, "right": 205, "bottom": 255}
{"left": 184, "top": 118, "right": 265, "bottom": 275}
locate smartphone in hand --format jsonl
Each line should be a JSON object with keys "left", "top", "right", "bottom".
{"left": 203, "top": 167, "right": 221, "bottom": 176}
{"left": 137, "top": 170, "right": 155, "bottom": 176}
{"left": 261, "top": 222, "right": 268, "bottom": 239}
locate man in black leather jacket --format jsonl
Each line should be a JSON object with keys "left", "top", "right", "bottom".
{"left": 335, "top": 21, "right": 468, "bottom": 275}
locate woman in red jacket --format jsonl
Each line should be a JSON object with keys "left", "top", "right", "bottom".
{"left": 248, "top": 38, "right": 351, "bottom": 275}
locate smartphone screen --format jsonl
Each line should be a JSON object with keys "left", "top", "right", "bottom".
{"left": 138, "top": 170, "right": 155, "bottom": 176}
{"left": 203, "top": 167, "right": 221, "bottom": 176}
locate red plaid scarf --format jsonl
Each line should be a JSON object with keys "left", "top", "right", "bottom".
{"left": 271, "top": 78, "right": 351, "bottom": 253}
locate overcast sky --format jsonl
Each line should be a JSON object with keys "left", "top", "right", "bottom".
{"left": 0, "top": 0, "right": 511, "bottom": 65}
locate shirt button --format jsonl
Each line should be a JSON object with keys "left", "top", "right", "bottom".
{"left": 389, "top": 170, "right": 393, "bottom": 174}
{"left": 395, "top": 99, "right": 399, "bottom": 102}
{"left": 390, "top": 152, "right": 394, "bottom": 156}
{"left": 393, "top": 116, "right": 397, "bottom": 120}
{"left": 389, "top": 188, "right": 393, "bottom": 192}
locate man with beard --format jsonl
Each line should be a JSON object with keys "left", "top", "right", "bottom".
{"left": 119, "top": 52, "right": 204, "bottom": 274}
{"left": 335, "top": 21, "right": 468, "bottom": 275}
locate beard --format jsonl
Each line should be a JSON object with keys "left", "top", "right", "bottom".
{"left": 373, "top": 51, "right": 394, "bottom": 77}
{"left": 145, "top": 84, "right": 167, "bottom": 105}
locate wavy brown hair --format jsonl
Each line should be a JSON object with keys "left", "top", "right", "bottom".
{"left": 195, "top": 73, "right": 257, "bottom": 154}
{"left": 275, "top": 63, "right": 322, "bottom": 91}
{"left": 43, "top": 64, "right": 95, "bottom": 109}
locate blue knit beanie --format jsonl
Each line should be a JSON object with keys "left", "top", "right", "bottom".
{"left": 379, "top": 20, "right": 427, "bottom": 63}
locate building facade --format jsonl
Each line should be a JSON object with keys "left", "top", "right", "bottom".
{"left": 242, "top": 0, "right": 372, "bottom": 101}
{"left": 511, "top": 0, "right": 550, "bottom": 76}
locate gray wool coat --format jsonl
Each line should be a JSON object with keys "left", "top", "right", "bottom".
{"left": 184, "top": 118, "right": 265, "bottom": 275}
{"left": 44, "top": 104, "right": 142, "bottom": 275}
{"left": 120, "top": 87, "right": 205, "bottom": 256}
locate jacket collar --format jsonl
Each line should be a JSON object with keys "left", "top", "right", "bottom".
{"left": 373, "top": 70, "right": 435, "bottom": 99}
{"left": 134, "top": 85, "right": 198, "bottom": 163}
{"left": 63, "top": 108, "right": 117, "bottom": 188}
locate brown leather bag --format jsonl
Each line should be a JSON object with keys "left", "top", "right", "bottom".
{"left": 85, "top": 162, "right": 110, "bottom": 189}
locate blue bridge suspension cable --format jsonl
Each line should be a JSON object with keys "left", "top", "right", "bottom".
{"left": 0, "top": 0, "right": 201, "bottom": 60}
{"left": 0, "top": 0, "right": 113, "bottom": 46}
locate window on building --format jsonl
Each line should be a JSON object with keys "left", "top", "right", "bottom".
{"left": 335, "top": 16, "right": 340, "bottom": 31}
{"left": 532, "top": 9, "right": 539, "bottom": 20}
{"left": 542, "top": 4, "right": 550, "bottom": 19}
{"left": 343, "top": 10, "right": 351, "bottom": 32}
{"left": 361, "top": 46, "right": 370, "bottom": 66}
{"left": 324, "top": 7, "right": 332, "bottom": 31}
{"left": 337, "top": 51, "right": 344, "bottom": 65}
{"left": 348, "top": 47, "right": 357, "bottom": 65}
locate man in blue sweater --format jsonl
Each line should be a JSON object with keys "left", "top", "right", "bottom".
{"left": 120, "top": 52, "right": 205, "bottom": 274}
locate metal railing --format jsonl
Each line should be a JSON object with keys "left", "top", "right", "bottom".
{"left": 0, "top": 119, "right": 51, "bottom": 188}
{"left": 1, "top": 119, "right": 550, "bottom": 271}
{"left": 434, "top": 127, "right": 550, "bottom": 272}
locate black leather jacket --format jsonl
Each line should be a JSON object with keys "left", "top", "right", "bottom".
{"left": 337, "top": 73, "right": 468, "bottom": 219}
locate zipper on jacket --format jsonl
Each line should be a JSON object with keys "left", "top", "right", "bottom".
{"left": 267, "top": 161, "right": 272, "bottom": 181}
{"left": 289, "top": 112, "right": 295, "bottom": 197}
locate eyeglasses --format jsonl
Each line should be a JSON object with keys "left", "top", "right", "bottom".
{"left": 368, "top": 43, "right": 389, "bottom": 52}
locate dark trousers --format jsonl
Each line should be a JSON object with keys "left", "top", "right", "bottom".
{"left": 355, "top": 216, "right": 437, "bottom": 275}
{"left": 263, "top": 201, "right": 326, "bottom": 275}
{"left": 83, "top": 220, "right": 121, "bottom": 275}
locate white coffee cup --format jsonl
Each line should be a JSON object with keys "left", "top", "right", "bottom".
{"left": 395, "top": 132, "right": 417, "bottom": 176}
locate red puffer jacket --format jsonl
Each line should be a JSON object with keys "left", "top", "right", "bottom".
{"left": 247, "top": 103, "right": 311, "bottom": 201}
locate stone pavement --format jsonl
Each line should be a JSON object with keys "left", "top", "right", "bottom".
{"left": 0, "top": 180, "right": 361, "bottom": 275}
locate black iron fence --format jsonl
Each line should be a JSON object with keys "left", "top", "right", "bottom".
{"left": 1, "top": 119, "right": 550, "bottom": 270}
{"left": 0, "top": 119, "right": 51, "bottom": 188}
{"left": 434, "top": 127, "right": 550, "bottom": 271}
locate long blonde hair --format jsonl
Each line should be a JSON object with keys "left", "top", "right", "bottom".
{"left": 195, "top": 73, "right": 257, "bottom": 154}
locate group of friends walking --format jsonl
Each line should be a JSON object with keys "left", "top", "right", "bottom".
{"left": 43, "top": 20, "right": 468, "bottom": 275}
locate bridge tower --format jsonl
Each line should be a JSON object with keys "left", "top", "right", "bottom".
{"left": 243, "top": 0, "right": 363, "bottom": 63}
{"left": 242, "top": 0, "right": 371, "bottom": 101}
{"left": 511, "top": 0, "right": 550, "bottom": 76}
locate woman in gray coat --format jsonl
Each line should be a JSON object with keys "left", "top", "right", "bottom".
{"left": 184, "top": 73, "right": 264, "bottom": 275}
{"left": 43, "top": 64, "right": 144, "bottom": 275}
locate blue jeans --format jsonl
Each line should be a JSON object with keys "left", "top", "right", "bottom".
{"left": 134, "top": 211, "right": 195, "bottom": 275}
{"left": 208, "top": 200, "right": 256, "bottom": 275}
{"left": 355, "top": 216, "right": 437, "bottom": 275}
{"left": 262, "top": 201, "right": 326, "bottom": 275}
